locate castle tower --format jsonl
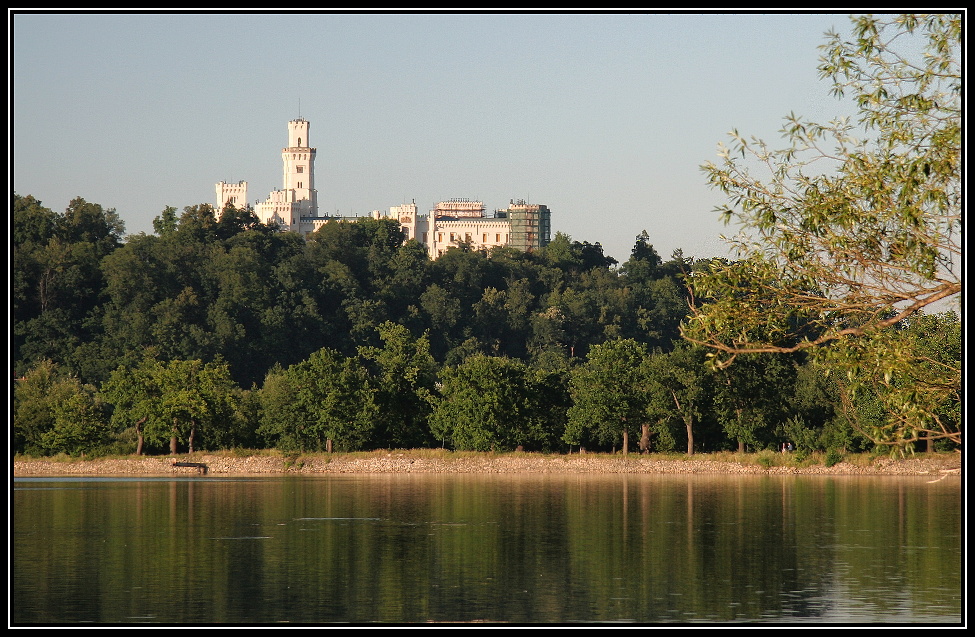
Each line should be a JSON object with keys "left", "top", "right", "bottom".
{"left": 215, "top": 180, "right": 248, "bottom": 211}
{"left": 251, "top": 118, "right": 319, "bottom": 231}
{"left": 282, "top": 118, "right": 317, "bottom": 217}
{"left": 391, "top": 201, "right": 418, "bottom": 241}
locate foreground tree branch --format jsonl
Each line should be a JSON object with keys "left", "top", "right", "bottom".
{"left": 683, "top": 14, "right": 961, "bottom": 452}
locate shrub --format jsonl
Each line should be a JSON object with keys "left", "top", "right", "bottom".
{"left": 824, "top": 448, "right": 843, "bottom": 467}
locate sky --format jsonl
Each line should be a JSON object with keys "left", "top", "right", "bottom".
{"left": 12, "top": 11, "right": 861, "bottom": 264}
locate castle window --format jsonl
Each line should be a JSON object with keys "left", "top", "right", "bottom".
{"left": 297, "top": 166, "right": 304, "bottom": 173}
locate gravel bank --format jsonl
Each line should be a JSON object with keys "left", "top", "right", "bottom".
{"left": 12, "top": 451, "right": 962, "bottom": 478}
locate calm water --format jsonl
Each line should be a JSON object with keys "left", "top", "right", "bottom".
{"left": 12, "top": 473, "right": 962, "bottom": 625}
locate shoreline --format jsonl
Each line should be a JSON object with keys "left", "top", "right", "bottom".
{"left": 12, "top": 450, "right": 963, "bottom": 478}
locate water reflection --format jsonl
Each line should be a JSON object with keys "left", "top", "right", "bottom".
{"left": 13, "top": 474, "right": 962, "bottom": 624}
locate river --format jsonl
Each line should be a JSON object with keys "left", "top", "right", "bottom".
{"left": 12, "top": 473, "right": 962, "bottom": 624}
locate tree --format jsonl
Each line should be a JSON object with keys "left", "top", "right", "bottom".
{"left": 540, "top": 231, "right": 618, "bottom": 281}
{"left": 644, "top": 345, "right": 709, "bottom": 455}
{"left": 378, "top": 239, "right": 432, "bottom": 322}
{"left": 565, "top": 339, "right": 650, "bottom": 454}
{"left": 153, "top": 359, "right": 242, "bottom": 454}
{"left": 420, "top": 283, "right": 462, "bottom": 355}
{"left": 262, "top": 348, "right": 377, "bottom": 452}
{"left": 152, "top": 205, "right": 179, "bottom": 236}
{"left": 60, "top": 197, "right": 125, "bottom": 250}
{"left": 12, "top": 194, "right": 58, "bottom": 323}
{"left": 780, "top": 359, "right": 867, "bottom": 454}
{"left": 683, "top": 14, "right": 961, "bottom": 451}
{"left": 216, "top": 203, "right": 266, "bottom": 239}
{"left": 40, "top": 388, "right": 110, "bottom": 457}
{"left": 14, "top": 360, "right": 89, "bottom": 455}
{"left": 256, "top": 364, "right": 302, "bottom": 451}
{"left": 621, "top": 230, "right": 662, "bottom": 282}
{"left": 102, "top": 356, "right": 242, "bottom": 455}
{"left": 13, "top": 195, "right": 124, "bottom": 380}
{"left": 98, "top": 234, "right": 169, "bottom": 363}
{"left": 430, "top": 355, "right": 552, "bottom": 451}
{"left": 711, "top": 353, "right": 797, "bottom": 452}
{"left": 833, "top": 310, "right": 961, "bottom": 452}
{"left": 307, "top": 217, "right": 405, "bottom": 292}
{"left": 205, "top": 241, "right": 274, "bottom": 384}
{"left": 358, "top": 322, "right": 438, "bottom": 449}
{"left": 176, "top": 204, "right": 219, "bottom": 243}
{"left": 101, "top": 355, "right": 159, "bottom": 455}
{"left": 529, "top": 367, "right": 571, "bottom": 452}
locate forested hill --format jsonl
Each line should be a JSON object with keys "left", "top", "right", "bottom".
{"left": 12, "top": 194, "right": 960, "bottom": 458}
{"left": 13, "top": 193, "right": 693, "bottom": 386}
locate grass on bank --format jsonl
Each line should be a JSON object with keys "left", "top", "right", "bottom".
{"left": 12, "top": 448, "right": 948, "bottom": 470}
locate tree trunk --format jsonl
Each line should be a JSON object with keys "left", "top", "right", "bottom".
{"left": 735, "top": 408, "right": 745, "bottom": 453}
{"left": 671, "top": 390, "right": 694, "bottom": 456}
{"left": 622, "top": 428, "right": 629, "bottom": 456}
{"left": 639, "top": 424, "right": 650, "bottom": 454}
{"left": 188, "top": 421, "right": 196, "bottom": 454}
{"left": 326, "top": 439, "right": 333, "bottom": 453}
{"left": 135, "top": 416, "right": 146, "bottom": 456}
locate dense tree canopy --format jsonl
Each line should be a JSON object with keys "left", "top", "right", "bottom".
{"left": 13, "top": 189, "right": 956, "bottom": 458}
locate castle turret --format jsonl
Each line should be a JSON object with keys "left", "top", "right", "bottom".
{"left": 251, "top": 119, "right": 319, "bottom": 231}
{"left": 282, "top": 118, "right": 317, "bottom": 217}
{"left": 215, "top": 180, "right": 248, "bottom": 211}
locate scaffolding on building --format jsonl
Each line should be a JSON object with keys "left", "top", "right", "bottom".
{"left": 432, "top": 198, "right": 486, "bottom": 218}
{"left": 507, "top": 201, "right": 551, "bottom": 253}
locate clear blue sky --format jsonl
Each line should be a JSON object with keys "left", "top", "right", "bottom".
{"left": 12, "top": 11, "right": 858, "bottom": 263}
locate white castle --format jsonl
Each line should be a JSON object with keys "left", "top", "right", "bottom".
{"left": 216, "top": 119, "right": 551, "bottom": 259}
{"left": 215, "top": 118, "right": 317, "bottom": 231}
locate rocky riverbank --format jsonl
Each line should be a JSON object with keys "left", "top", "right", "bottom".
{"left": 12, "top": 450, "right": 962, "bottom": 478}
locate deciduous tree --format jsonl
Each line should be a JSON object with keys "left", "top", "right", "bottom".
{"left": 102, "top": 356, "right": 242, "bottom": 455}
{"left": 430, "top": 355, "right": 552, "bottom": 451}
{"left": 644, "top": 344, "right": 709, "bottom": 455}
{"left": 358, "top": 322, "right": 438, "bottom": 449}
{"left": 565, "top": 338, "right": 650, "bottom": 454}
{"left": 270, "top": 348, "right": 378, "bottom": 452}
{"left": 684, "top": 14, "right": 961, "bottom": 451}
